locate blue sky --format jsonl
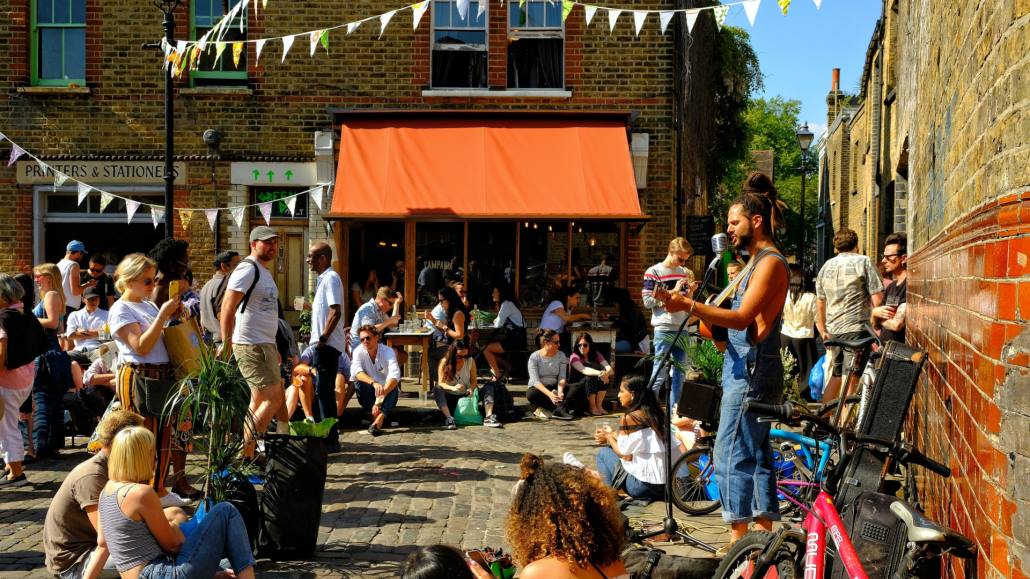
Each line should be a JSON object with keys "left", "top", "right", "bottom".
{"left": 721, "top": 0, "right": 883, "bottom": 139}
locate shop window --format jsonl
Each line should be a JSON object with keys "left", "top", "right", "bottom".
{"left": 31, "top": 0, "right": 86, "bottom": 86}
{"left": 191, "top": 0, "right": 248, "bottom": 87}
{"left": 572, "top": 223, "right": 620, "bottom": 306}
{"left": 431, "top": 0, "right": 487, "bottom": 89}
{"left": 507, "top": 0, "right": 564, "bottom": 89}
{"left": 467, "top": 223, "right": 517, "bottom": 310}
{"left": 348, "top": 221, "right": 405, "bottom": 313}
{"left": 415, "top": 222, "right": 465, "bottom": 307}
{"left": 518, "top": 222, "right": 569, "bottom": 307}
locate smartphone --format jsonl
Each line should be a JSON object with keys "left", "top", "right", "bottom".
{"left": 466, "top": 550, "right": 491, "bottom": 573}
{"left": 169, "top": 280, "right": 180, "bottom": 299}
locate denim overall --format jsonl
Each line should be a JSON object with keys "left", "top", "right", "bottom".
{"left": 714, "top": 248, "right": 788, "bottom": 523}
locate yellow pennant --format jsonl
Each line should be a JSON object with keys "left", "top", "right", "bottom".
{"left": 778, "top": 0, "right": 791, "bottom": 15}
{"left": 189, "top": 45, "right": 201, "bottom": 70}
{"left": 179, "top": 209, "right": 193, "bottom": 230}
{"left": 232, "top": 42, "right": 244, "bottom": 68}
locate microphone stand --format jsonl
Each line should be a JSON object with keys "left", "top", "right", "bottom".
{"left": 632, "top": 255, "right": 722, "bottom": 553}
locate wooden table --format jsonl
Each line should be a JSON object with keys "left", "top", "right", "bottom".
{"left": 384, "top": 330, "right": 433, "bottom": 403}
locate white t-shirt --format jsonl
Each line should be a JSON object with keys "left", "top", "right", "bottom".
{"left": 66, "top": 307, "right": 109, "bottom": 351}
{"left": 108, "top": 299, "right": 170, "bottom": 364}
{"left": 226, "top": 258, "right": 279, "bottom": 345}
{"left": 539, "top": 300, "right": 566, "bottom": 332}
{"left": 57, "top": 258, "right": 82, "bottom": 309}
{"left": 494, "top": 300, "right": 525, "bottom": 328}
{"left": 310, "top": 269, "right": 347, "bottom": 352}
{"left": 350, "top": 343, "right": 401, "bottom": 384}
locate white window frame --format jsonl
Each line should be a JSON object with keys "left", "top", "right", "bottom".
{"left": 430, "top": 0, "right": 488, "bottom": 89}
{"left": 507, "top": 0, "right": 565, "bottom": 90}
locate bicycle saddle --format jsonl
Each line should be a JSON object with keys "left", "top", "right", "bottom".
{"left": 823, "top": 335, "right": 877, "bottom": 350}
{"left": 890, "top": 501, "right": 974, "bottom": 549}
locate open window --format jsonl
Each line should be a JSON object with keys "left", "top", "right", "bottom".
{"left": 191, "top": 0, "right": 248, "bottom": 87}
{"left": 507, "top": 0, "right": 564, "bottom": 89}
{"left": 431, "top": 0, "right": 487, "bottom": 89}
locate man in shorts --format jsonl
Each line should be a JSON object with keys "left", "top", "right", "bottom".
{"left": 220, "top": 226, "right": 288, "bottom": 459}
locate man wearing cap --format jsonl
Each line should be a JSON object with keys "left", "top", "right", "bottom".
{"left": 220, "top": 226, "right": 288, "bottom": 459}
{"left": 79, "top": 254, "right": 116, "bottom": 310}
{"left": 65, "top": 287, "right": 109, "bottom": 366}
{"left": 58, "top": 241, "right": 89, "bottom": 314}
{"left": 199, "top": 250, "right": 241, "bottom": 345}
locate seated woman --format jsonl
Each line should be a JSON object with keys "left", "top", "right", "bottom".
{"left": 593, "top": 374, "right": 679, "bottom": 501}
{"left": 507, "top": 453, "right": 629, "bottom": 579}
{"left": 97, "top": 426, "right": 255, "bottom": 579}
{"left": 526, "top": 329, "right": 585, "bottom": 420}
{"left": 433, "top": 339, "right": 501, "bottom": 429}
{"left": 539, "top": 286, "right": 591, "bottom": 354}
{"left": 480, "top": 284, "right": 527, "bottom": 381}
{"left": 569, "top": 333, "right": 614, "bottom": 416}
{"left": 609, "top": 288, "right": 649, "bottom": 354}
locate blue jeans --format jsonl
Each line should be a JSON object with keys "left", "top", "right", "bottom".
{"left": 595, "top": 447, "right": 664, "bottom": 500}
{"left": 650, "top": 329, "right": 687, "bottom": 406}
{"left": 615, "top": 339, "right": 634, "bottom": 353}
{"left": 141, "top": 502, "right": 255, "bottom": 578}
{"left": 354, "top": 382, "right": 400, "bottom": 415}
{"left": 311, "top": 345, "right": 341, "bottom": 444}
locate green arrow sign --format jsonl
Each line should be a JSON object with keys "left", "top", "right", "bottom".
{"left": 284, "top": 169, "right": 293, "bottom": 181}
{"left": 252, "top": 169, "right": 260, "bottom": 181}
{"left": 266, "top": 170, "right": 275, "bottom": 183}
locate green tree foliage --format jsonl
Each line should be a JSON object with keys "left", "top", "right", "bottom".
{"left": 709, "top": 26, "right": 764, "bottom": 191}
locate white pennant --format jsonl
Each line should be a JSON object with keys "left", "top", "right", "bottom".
{"left": 100, "top": 192, "right": 113, "bottom": 212}
{"left": 310, "top": 30, "right": 322, "bottom": 56}
{"left": 36, "top": 159, "right": 49, "bottom": 176}
{"left": 346, "top": 21, "right": 361, "bottom": 35}
{"left": 281, "top": 35, "right": 295, "bottom": 63}
{"left": 456, "top": 0, "right": 469, "bottom": 20}
{"left": 684, "top": 9, "right": 699, "bottom": 34}
{"left": 150, "top": 207, "right": 164, "bottom": 229}
{"left": 125, "top": 199, "right": 140, "bottom": 224}
{"left": 77, "top": 182, "right": 91, "bottom": 205}
{"left": 812, "top": 0, "right": 821, "bottom": 7}
{"left": 713, "top": 5, "right": 729, "bottom": 31}
{"left": 607, "top": 9, "right": 622, "bottom": 32}
{"left": 197, "top": 33, "right": 208, "bottom": 53}
{"left": 205, "top": 209, "right": 219, "bottom": 231}
{"left": 285, "top": 195, "right": 297, "bottom": 216}
{"left": 743, "top": 0, "right": 761, "bottom": 27}
{"left": 7, "top": 144, "right": 25, "bottom": 167}
{"left": 230, "top": 206, "right": 246, "bottom": 228}
{"left": 380, "top": 10, "right": 397, "bottom": 38}
{"left": 412, "top": 1, "right": 429, "bottom": 29}
{"left": 175, "top": 40, "right": 187, "bottom": 56}
{"left": 52, "top": 171, "right": 69, "bottom": 190}
{"left": 584, "top": 5, "right": 598, "bottom": 26}
{"left": 255, "top": 38, "right": 266, "bottom": 63}
{"left": 658, "top": 10, "right": 675, "bottom": 34}
{"left": 311, "top": 185, "right": 324, "bottom": 210}
{"left": 477, "top": 0, "right": 486, "bottom": 20}
{"left": 258, "top": 202, "right": 273, "bottom": 225}
{"left": 0, "top": 131, "right": 5, "bottom": 143}
{"left": 632, "top": 11, "right": 648, "bottom": 35}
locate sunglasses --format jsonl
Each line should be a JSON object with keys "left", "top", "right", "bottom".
{"left": 88, "top": 267, "right": 104, "bottom": 274}
{"left": 577, "top": 343, "right": 590, "bottom": 348}
{"left": 141, "top": 278, "right": 155, "bottom": 287}
{"left": 549, "top": 339, "right": 561, "bottom": 345}
{"left": 881, "top": 254, "right": 903, "bottom": 261}
{"left": 359, "top": 335, "right": 375, "bottom": 343}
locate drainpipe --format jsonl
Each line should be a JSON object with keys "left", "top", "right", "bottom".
{"left": 673, "top": 0, "right": 686, "bottom": 237}
{"left": 869, "top": 23, "right": 884, "bottom": 253}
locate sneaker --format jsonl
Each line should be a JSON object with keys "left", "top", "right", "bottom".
{"left": 483, "top": 415, "right": 501, "bottom": 428}
{"left": 304, "top": 416, "right": 317, "bottom": 424}
{"left": 563, "top": 452, "right": 585, "bottom": 468}
{"left": 552, "top": 408, "right": 574, "bottom": 421}
{"left": 366, "top": 424, "right": 381, "bottom": 437}
{"left": 160, "top": 491, "right": 190, "bottom": 508}
{"left": 445, "top": 417, "right": 457, "bottom": 430}
{"left": 533, "top": 408, "right": 551, "bottom": 421}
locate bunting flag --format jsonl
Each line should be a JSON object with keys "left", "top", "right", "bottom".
{"left": 255, "top": 38, "right": 266, "bottom": 63}
{"left": 310, "top": 185, "right": 324, "bottom": 210}
{"left": 100, "top": 192, "right": 114, "bottom": 212}
{"left": 319, "top": 30, "right": 330, "bottom": 52}
{"left": 190, "top": 45, "right": 202, "bottom": 70}
{"left": 197, "top": 35, "right": 208, "bottom": 53}
{"left": 562, "top": 0, "right": 574, "bottom": 23}
{"left": 258, "top": 202, "right": 273, "bottom": 225}
{"left": 310, "top": 30, "right": 323, "bottom": 56}
{"left": 713, "top": 5, "right": 729, "bottom": 30}
{"left": 633, "top": 10, "right": 648, "bottom": 35}
{"left": 477, "top": 0, "right": 487, "bottom": 20}
{"left": 778, "top": 0, "right": 791, "bottom": 15}
{"left": 0, "top": 131, "right": 6, "bottom": 143}
{"left": 215, "top": 42, "right": 228, "bottom": 64}
{"left": 281, "top": 35, "right": 295, "bottom": 63}
{"left": 812, "top": 0, "right": 821, "bottom": 8}
{"left": 743, "top": 0, "right": 760, "bottom": 27}
{"left": 684, "top": 9, "right": 699, "bottom": 34}
{"left": 584, "top": 4, "right": 598, "bottom": 26}
{"left": 456, "top": 0, "right": 469, "bottom": 21}
{"left": 232, "top": 42, "right": 244, "bottom": 67}
{"left": 607, "top": 8, "right": 621, "bottom": 32}
{"left": 151, "top": 207, "right": 164, "bottom": 229}
{"left": 7, "top": 144, "right": 25, "bottom": 167}
{"left": 77, "top": 182, "right": 91, "bottom": 205}
{"left": 179, "top": 209, "right": 194, "bottom": 230}
{"left": 285, "top": 195, "right": 297, "bottom": 216}
{"left": 53, "top": 171, "right": 69, "bottom": 191}
{"left": 230, "top": 206, "right": 246, "bottom": 228}
{"left": 380, "top": 10, "right": 397, "bottom": 38}
{"left": 205, "top": 209, "right": 219, "bottom": 231}
{"left": 125, "top": 199, "right": 141, "bottom": 224}
{"left": 412, "top": 1, "right": 429, "bottom": 30}
{"left": 658, "top": 10, "right": 675, "bottom": 34}
{"left": 346, "top": 21, "right": 361, "bottom": 35}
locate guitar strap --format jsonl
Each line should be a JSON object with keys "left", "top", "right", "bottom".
{"left": 708, "top": 247, "right": 777, "bottom": 307}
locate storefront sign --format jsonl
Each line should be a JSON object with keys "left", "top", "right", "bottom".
{"left": 252, "top": 187, "right": 308, "bottom": 220}
{"left": 16, "top": 161, "right": 186, "bottom": 185}
{"left": 231, "top": 162, "right": 316, "bottom": 186}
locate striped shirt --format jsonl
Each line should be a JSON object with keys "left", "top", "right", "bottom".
{"left": 641, "top": 262, "right": 694, "bottom": 330}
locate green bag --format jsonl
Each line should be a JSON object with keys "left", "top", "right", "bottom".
{"left": 454, "top": 388, "right": 483, "bottom": 426}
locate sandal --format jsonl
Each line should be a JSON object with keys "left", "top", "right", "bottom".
{"left": 0, "top": 474, "right": 29, "bottom": 488}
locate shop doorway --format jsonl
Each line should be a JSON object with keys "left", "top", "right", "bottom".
{"left": 273, "top": 227, "right": 307, "bottom": 316}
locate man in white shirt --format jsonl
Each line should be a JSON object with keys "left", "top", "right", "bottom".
{"left": 349, "top": 325, "right": 401, "bottom": 437}
{"left": 220, "top": 226, "right": 287, "bottom": 459}
{"left": 65, "top": 287, "right": 109, "bottom": 366}
{"left": 58, "top": 240, "right": 88, "bottom": 314}
{"left": 307, "top": 241, "right": 346, "bottom": 452}
{"left": 198, "top": 250, "right": 240, "bottom": 345}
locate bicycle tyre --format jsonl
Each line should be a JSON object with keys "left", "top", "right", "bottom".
{"left": 670, "top": 446, "right": 721, "bottom": 516}
{"left": 713, "top": 530, "right": 801, "bottom": 579}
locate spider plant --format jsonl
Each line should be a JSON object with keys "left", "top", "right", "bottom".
{"left": 637, "top": 332, "right": 724, "bottom": 384}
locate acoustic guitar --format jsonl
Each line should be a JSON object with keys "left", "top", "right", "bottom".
{"left": 696, "top": 249, "right": 773, "bottom": 345}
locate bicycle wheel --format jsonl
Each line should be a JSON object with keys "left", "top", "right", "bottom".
{"left": 670, "top": 446, "right": 721, "bottom": 516}
{"left": 713, "top": 531, "right": 801, "bottom": 579}
{"left": 773, "top": 449, "right": 817, "bottom": 519}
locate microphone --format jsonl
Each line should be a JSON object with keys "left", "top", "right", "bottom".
{"left": 711, "top": 233, "right": 729, "bottom": 255}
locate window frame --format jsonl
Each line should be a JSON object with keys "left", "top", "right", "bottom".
{"left": 30, "top": 0, "right": 87, "bottom": 87}
{"left": 190, "top": 0, "right": 248, "bottom": 87}
{"left": 430, "top": 0, "right": 489, "bottom": 89}
{"left": 506, "top": 0, "right": 566, "bottom": 90}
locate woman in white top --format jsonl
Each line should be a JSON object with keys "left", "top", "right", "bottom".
{"left": 781, "top": 269, "right": 818, "bottom": 400}
{"left": 108, "top": 253, "right": 181, "bottom": 500}
{"left": 539, "top": 286, "right": 590, "bottom": 354}
{"left": 593, "top": 374, "right": 677, "bottom": 500}
{"left": 481, "top": 284, "right": 527, "bottom": 381}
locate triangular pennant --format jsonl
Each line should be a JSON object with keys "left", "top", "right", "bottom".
{"left": 189, "top": 45, "right": 202, "bottom": 70}
{"left": 77, "top": 182, "right": 91, "bottom": 205}
{"left": 197, "top": 33, "right": 208, "bottom": 53}
{"left": 281, "top": 35, "right": 295, "bottom": 63}
{"left": 632, "top": 11, "right": 648, "bottom": 35}
{"left": 252, "top": 0, "right": 257, "bottom": 19}
{"left": 232, "top": 42, "right": 243, "bottom": 67}
{"left": 812, "top": 0, "right": 821, "bottom": 8}
{"left": 52, "top": 171, "right": 69, "bottom": 191}
{"left": 179, "top": 209, "right": 193, "bottom": 230}
{"left": 262, "top": 0, "right": 267, "bottom": 8}
{"left": 36, "top": 159, "right": 49, "bottom": 175}
{"left": 255, "top": 38, "right": 266, "bottom": 63}
{"left": 713, "top": 5, "right": 729, "bottom": 30}
{"left": 100, "top": 192, "right": 114, "bottom": 212}
{"left": 456, "top": 0, "right": 470, "bottom": 21}
{"left": 175, "top": 40, "right": 187, "bottom": 55}
{"left": 125, "top": 199, "right": 140, "bottom": 224}
{"left": 684, "top": 9, "right": 699, "bottom": 33}
{"left": 346, "top": 21, "right": 361, "bottom": 35}
{"left": 310, "top": 30, "right": 323, "bottom": 56}
{"left": 607, "top": 8, "right": 622, "bottom": 32}
{"left": 150, "top": 206, "right": 164, "bottom": 229}
{"left": 7, "top": 144, "right": 25, "bottom": 167}
{"left": 778, "top": 0, "right": 791, "bottom": 15}
{"left": 230, "top": 206, "right": 246, "bottom": 228}
{"left": 0, "top": 131, "right": 5, "bottom": 143}
{"left": 744, "top": 0, "right": 761, "bottom": 27}
{"left": 285, "top": 195, "right": 297, "bottom": 216}
{"left": 214, "top": 42, "right": 227, "bottom": 64}
{"left": 412, "top": 1, "right": 429, "bottom": 29}
{"left": 477, "top": 0, "right": 487, "bottom": 20}
{"left": 584, "top": 5, "right": 598, "bottom": 26}
{"left": 380, "top": 10, "right": 397, "bottom": 38}
{"left": 658, "top": 10, "right": 675, "bottom": 34}
{"left": 311, "top": 185, "right": 324, "bottom": 211}
{"left": 205, "top": 209, "right": 219, "bottom": 231}
{"left": 320, "top": 29, "right": 330, "bottom": 52}
{"left": 562, "top": 0, "right": 574, "bottom": 22}
{"left": 258, "top": 202, "right": 273, "bottom": 225}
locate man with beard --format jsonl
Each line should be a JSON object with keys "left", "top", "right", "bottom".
{"left": 872, "top": 232, "right": 907, "bottom": 343}
{"left": 655, "top": 172, "right": 789, "bottom": 545}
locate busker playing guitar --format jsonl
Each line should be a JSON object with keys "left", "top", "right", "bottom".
{"left": 655, "top": 172, "right": 790, "bottom": 546}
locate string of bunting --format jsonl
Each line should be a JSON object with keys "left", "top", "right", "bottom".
{"left": 0, "top": 130, "right": 330, "bottom": 233}
{"left": 164, "top": 0, "right": 821, "bottom": 76}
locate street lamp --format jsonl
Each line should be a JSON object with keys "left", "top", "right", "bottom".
{"left": 157, "top": 0, "right": 182, "bottom": 239}
{"left": 796, "top": 122, "right": 814, "bottom": 274}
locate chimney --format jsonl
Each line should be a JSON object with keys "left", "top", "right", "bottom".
{"left": 827, "top": 68, "right": 845, "bottom": 128}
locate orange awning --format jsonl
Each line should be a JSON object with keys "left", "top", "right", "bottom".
{"left": 329, "top": 118, "right": 643, "bottom": 220}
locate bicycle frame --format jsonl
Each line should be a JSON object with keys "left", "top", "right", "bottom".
{"left": 770, "top": 428, "right": 833, "bottom": 478}
{"left": 802, "top": 491, "right": 867, "bottom": 579}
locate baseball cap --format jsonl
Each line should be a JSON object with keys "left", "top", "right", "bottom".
{"left": 82, "top": 286, "right": 100, "bottom": 299}
{"left": 249, "top": 226, "right": 279, "bottom": 243}
{"left": 67, "top": 240, "right": 87, "bottom": 253}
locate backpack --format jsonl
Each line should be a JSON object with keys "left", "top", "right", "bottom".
{"left": 486, "top": 380, "right": 520, "bottom": 421}
{"left": 216, "top": 258, "right": 262, "bottom": 321}
{"left": 0, "top": 308, "right": 51, "bottom": 369}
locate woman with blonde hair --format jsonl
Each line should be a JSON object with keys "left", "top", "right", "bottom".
{"left": 98, "top": 426, "right": 255, "bottom": 579}
{"left": 107, "top": 253, "right": 183, "bottom": 506}
{"left": 30, "top": 263, "right": 73, "bottom": 460}
{"left": 33, "top": 263, "right": 66, "bottom": 350}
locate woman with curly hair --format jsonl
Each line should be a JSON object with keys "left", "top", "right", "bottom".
{"left": 507, "top": 453, "right": 629, "bottom": 578}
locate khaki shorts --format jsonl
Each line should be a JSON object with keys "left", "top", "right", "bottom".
{"left": 233, "top": 343, "right": 281, "bottom": 390}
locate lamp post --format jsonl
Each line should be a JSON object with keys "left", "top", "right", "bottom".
{"left": 157, "top": 0, "right": 181, "bottom": 240}
{"left": 796, "top": 122, "right": 814, "bottom": 274}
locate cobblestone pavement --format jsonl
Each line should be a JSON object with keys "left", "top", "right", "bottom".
{"left": 0, "top": 386, "right": 729, "bottom": 577}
